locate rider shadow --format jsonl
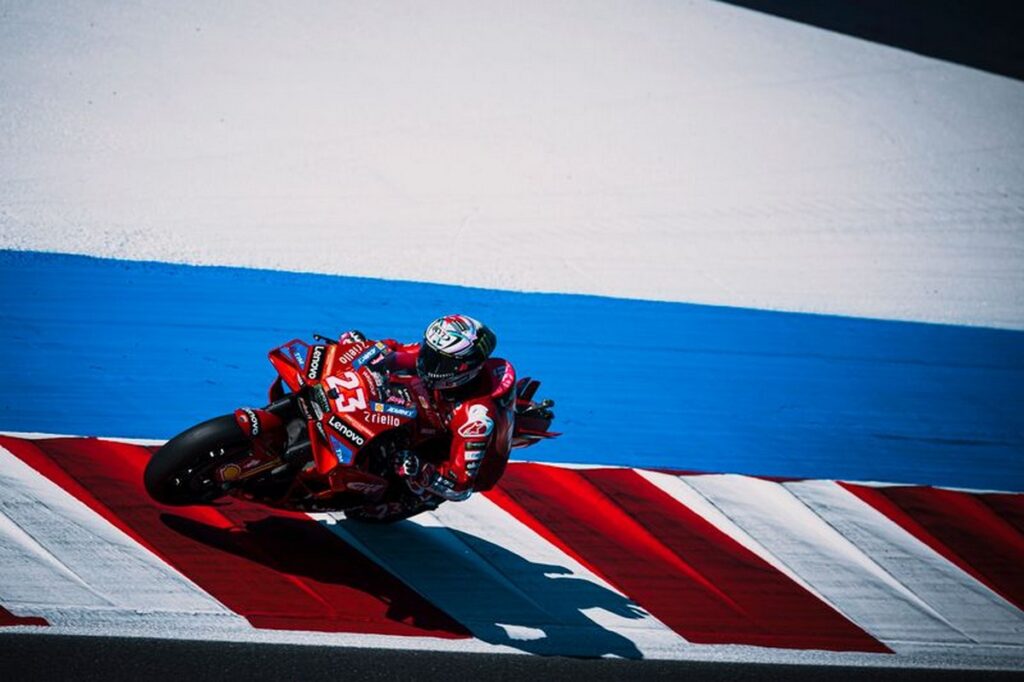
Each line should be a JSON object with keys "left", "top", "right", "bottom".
{"left": 336, "top": 521, "right": 648, "bottom": 659}
{"left": 161, "top": 512, "right": 647, "bottom": 658}
{"left": 158, "top": 512, "right": 468, "bottom": 635}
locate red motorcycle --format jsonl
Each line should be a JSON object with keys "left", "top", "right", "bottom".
{"left": 143, "top": 334, "right": 558, "bottom": 522}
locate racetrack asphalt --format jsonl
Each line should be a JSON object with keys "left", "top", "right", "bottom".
{"left": 2, "top": 634, "right": 1021, "bottom": 681}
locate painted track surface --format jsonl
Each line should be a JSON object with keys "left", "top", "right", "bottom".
{"left": 2, "top": 435, "right": 1021, "bottom": 669}
{"left": 2, "top": 250, "right": 1022, "bottom": 490}
{"left": 2, "top": 0, "right": 1024, "bottom": 672}
{"left": 3, "top": 634, "right": 1022, "bottom": 682}
{"left": 4, "top": 2, "right": 1024, "bottom": 329}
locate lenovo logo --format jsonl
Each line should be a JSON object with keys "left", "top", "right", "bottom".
{"left": 328, "top": 415, "right": 366, "bottom": 447}
{"left": 307, "top": 345, "right": 326, "bottom": 380}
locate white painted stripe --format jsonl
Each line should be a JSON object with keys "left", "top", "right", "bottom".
{"left": 0, "top": 445, "right": 247, "bottom": 628}
{"left": 314, "top": 494, "right": 690, "bottom": 659}
{"left": 677, "top": 474, "right": 973, "bottom": 648}
{"left": 0, "top": 431, "right": 167, "bottom": 447}
{"left": 635, "top": 470, "right": 841, "bottom": 612}
{"left": 784, "top": 480, "right": 1024, "bottom": 646}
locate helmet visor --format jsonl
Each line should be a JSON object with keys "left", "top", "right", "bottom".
{"left": 417, "top": 343, "right": 478, "bottom": 390}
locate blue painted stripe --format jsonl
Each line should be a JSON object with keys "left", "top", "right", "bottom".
{"left": 1, "top": 250, "right": 1022, "bottom": 490}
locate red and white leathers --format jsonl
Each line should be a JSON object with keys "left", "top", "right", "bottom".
{"left": 381, "top": 338, "right": 516, "bottom": 502}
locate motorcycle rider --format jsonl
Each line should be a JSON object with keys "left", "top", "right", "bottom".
{"left": 341, "top": 314, "right": 514, "bottom": 505}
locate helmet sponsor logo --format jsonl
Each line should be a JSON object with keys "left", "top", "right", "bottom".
{"left": 457, "top": 404, "right": 494, "bottom": 438}
{"left": 425, "top": 315, "right": 482, "bottom": 357}
{"left": 328, "top": 415, "right": 366, "bottom": 447}
{"left": 307, "top": 345, "right": 326, "bottom": 381}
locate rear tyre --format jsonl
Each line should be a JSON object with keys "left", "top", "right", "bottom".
{"left": 144, "top": 415, "right": 249, "bottom": 505}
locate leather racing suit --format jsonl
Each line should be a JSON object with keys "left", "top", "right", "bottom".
{"left": 377, "top": 337, "right": 516, "bottom": 502}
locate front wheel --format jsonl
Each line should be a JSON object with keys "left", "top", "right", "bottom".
{"left": 144, "top": 415, "right": 249, "bottom": 505}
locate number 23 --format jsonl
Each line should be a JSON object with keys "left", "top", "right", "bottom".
{"left": 325, "top": 372, "right": 367, "bottom": 413}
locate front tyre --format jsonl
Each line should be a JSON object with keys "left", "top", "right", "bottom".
{"left": 144, "top": 415, "right": 249, "bottom": 505}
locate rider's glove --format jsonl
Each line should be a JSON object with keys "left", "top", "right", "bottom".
{"left": 337, "top": 330, "right": 367, "bottom": 344}
{"left": 394, "top": 450, "right": 421, "bottom": 479}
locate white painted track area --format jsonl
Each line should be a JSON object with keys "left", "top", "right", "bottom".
{"left": 2, "top": 1, "right": 1023, "bottom": 327}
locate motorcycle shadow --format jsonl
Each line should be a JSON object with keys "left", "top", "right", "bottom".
{"left": 161, "top": 512, "right": 647, "bottom": 658}
{"left": 334, "top": 520, "right": 648, "bottom": 659}
{"left": 158, "top": 512, "right": 467, "bottom": 634}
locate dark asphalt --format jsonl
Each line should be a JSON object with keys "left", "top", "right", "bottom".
{"left": 1, "top": 634, "right": 1021, "bottom": 682}
{"left": 716, "top": 0, "right": 1024, "bottom": 81}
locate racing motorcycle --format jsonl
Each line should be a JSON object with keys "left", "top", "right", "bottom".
{"left": 143, "top": 334, "right": 558, "bottom": 522}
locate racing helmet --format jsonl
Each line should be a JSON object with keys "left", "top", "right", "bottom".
{"left": 417, "top": 314, "right": 497, "bottom": 390}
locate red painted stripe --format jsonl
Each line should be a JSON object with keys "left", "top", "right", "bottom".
{"left": 4, "top": 436, "right": 468, "bottom": 638}
{"left": 842, "top": 483, "right": 1024, "bottom": 611}
{"left": 0, "top": 605, "right": 47, "bottom": 627}
{"left": 489, "top": 464, "right": 887, "bottom": 652}
{"left": 0, "top": 436, "right": 162, "bottom": 560}
{"left": 979, "top": 493, "right": 1024, "bottom": 536}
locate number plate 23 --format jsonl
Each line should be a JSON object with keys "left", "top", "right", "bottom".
{"left": 324, "top": 372, "right": 368, "bottom": 413}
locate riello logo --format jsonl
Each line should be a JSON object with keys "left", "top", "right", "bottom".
{"left": 337, "top": 344, "right": 364, "bottom": 366}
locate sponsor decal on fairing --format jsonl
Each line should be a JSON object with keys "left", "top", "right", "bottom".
{"left": 285, "top": 341, "right": 308, "bottom": 369}
{"left": 336, "top": 342, "right": 368, "bottom": 367}
{"left": 219, "top": 463, "right": 242, "bottom": 481}
{"left": 306, "top": 345, "right": 326, "bottom": 381}
{"left": 363, "top": 411, "right": 401, "bottom": 428}
{"left": 296, "top": 395, "right": 311, "bottom": 420}
{"left": 240, "top": 407, "right": 260, "bottom": 437}
{"left": 352, "top": 341, "right": 388, "bottom": 369}
{"left": 310, "top": 385, "right": 331, "bottom": 413}
{"left": 369, "top": 401, "right": 417, "bottom": 419}
{"left": 328, "top": 434, "right": 354, "bottom": 465}
{"left": 344, "top": 480, "right": 386, "bottom": 495}
{"left": 457, "top": 404, "right": 493, "bottom": 438}
{"left": 328, "top": 415, "right": 366, "bottom": 447}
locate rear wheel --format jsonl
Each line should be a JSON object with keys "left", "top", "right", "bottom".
{"left": 144, "top": 415, "right": 249, "bottom": 505}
